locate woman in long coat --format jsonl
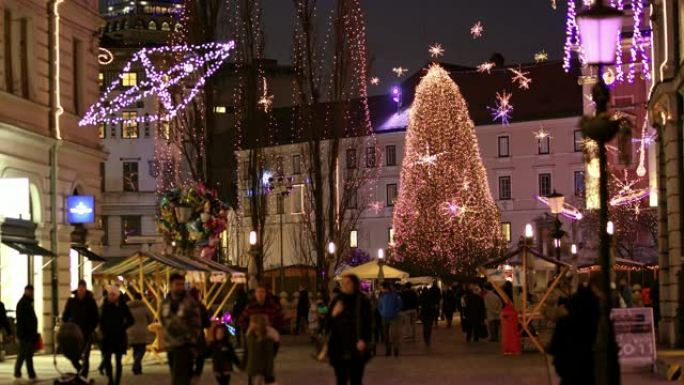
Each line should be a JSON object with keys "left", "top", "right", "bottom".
{"left": 100, "top": 287, "right": 134, "bottom": 385}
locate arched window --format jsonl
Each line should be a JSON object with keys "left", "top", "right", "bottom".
{"left": 148, "top": 20, "right": 157, "bottom": 30}
{"left": 174, "top": 23, "right": 183, "bottom": 32}
{"left": 161, "top": 21, "right": 170, "bottom": 31}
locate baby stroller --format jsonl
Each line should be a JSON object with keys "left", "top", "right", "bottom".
{"left": 53, "top": 322, "right": 94, "bottom": 385}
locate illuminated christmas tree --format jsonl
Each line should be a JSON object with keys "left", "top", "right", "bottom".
{"left": 392, "top": 65, "right": 503, "bottom": 275}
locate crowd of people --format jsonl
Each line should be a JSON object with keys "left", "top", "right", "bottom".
{"left": 0, "top": 271, "right": 659, "bottom": 385}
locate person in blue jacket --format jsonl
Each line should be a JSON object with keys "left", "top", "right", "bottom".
{"left": 377, "top": 282, "right": 403, "bottom": 357}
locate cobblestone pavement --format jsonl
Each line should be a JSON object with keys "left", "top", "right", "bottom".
{"left": 0, "top": 323, "right": 667, "bottom": 385}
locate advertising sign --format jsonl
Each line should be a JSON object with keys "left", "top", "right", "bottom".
{"left": 66, "top": 195, "right": 95, "bottom": 224}
{"left": 611, "top": 307, "right": 656, "bottom": 367}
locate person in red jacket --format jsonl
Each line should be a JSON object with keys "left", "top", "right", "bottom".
{"left": 238, "top": 286, "right": 284, "bottom": 334}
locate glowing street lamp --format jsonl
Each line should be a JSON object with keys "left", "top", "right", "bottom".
{"left": 377, "top": 248, "right": 385, "bottom": 284}
{"left": 524, "top": 224, "right": 534, "bottom": 240}
{"left": 328, "top": 241, "right": 336, "bottom": 255}
{"left": 248, "top": 230, "right": 258, "bottom": 289}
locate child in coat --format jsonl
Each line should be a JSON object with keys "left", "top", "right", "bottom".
{"left": 209, "top": 325, "right": 241, "bottom": 385}
{"left": 245, "top": 314, "right": 277, "bottom": 385}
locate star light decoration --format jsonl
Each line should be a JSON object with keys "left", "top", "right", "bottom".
{"left": 440, "top": 200, "right": 472, "bottom": 223}
{"left": 477, "top": 61, "right": 496, "bottom": 74}
{"left": 370, "top": 77, "right": 380, "bottom": 85}
{"left": 509, "top": 67, "right": 532, "bottom": 90}
{"left": 368, "top": 201, "right": 384, "bottom": 214}
{"left": 392, "top": 67, "right": 409, "bottom": 77}
{"left": 488, "top": 91, "right": 513, "bottom": 125}
{"left": 80, "top": 41, "right": 235, "bottom": 126}
{"left": 257, "top": 77, "right": 274, "bottom": 112}
{"left": 470, "top": 21, "right": 484, "bottom": 38}
{"left": 429, "top": 43, "right": 445, "bottom": 58}
{"left": 533, "top": 127, "right": 551, "bottom": 140}
{"left": 534, "top": 50, "right": 548, "bottom": 63}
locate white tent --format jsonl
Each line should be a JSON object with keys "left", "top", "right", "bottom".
{"left": 337, "top": 260, "right": 409, "bottom": 280}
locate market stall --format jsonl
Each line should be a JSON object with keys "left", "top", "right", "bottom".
{"left": 337, "top": 259, "right": 409, "bottom": 281}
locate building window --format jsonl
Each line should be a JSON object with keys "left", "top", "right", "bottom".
{"left": 148, "top": 20, "right": 157, "bottom": 30}
{"left": 122, "top": 72, "right": 137, "bottom": 87}
{"left": 123, "top": 161, "right": 139, "bottom": 192}
{"left": 386, "top": 145, "right": 397, "bottom": 166}
{"left": 144, "top": 115, "right": 150, "bottom": 138}
{"left": 121, "top": 216, "right": 142, "bottom": 244}
{"left": 276, "top": 156, "right": 284, "bottom": 175}
{"left": 574, "top": 130, "right": 583, "bottom": 152}
{"left": 498, "top": 136, "right": 510, "bottom": 157}
{"left": 574, "top": 171, "right": 585, "bottom": 196}
{"left": 538, "top": 173, "right": 552, "bottom": 197}
{"left": 161, "top": 21, "right": 170, "bottom": 31}
{"left": 100, "top": 162, "right": 106, "bottom": 192}
{"left": 98, "top": 123, "right": 106, "bottom": 139}
{"left": 175, "top": 23, "right": 183, "bottom": 32}
{"left": 98, "top": 72, "right": 105, "bottom": 90}
{"left": 4, "top": 10, "right": 13, "bottom": 94}
{"left": 213, "top": 106, "right": 226, "bottom": 114}
{"left": 366, "top": 147, "right": 376, "bottom": 168}
{"left": 291, "top": 185, "right": 304, "bottom": 214}
{"left": 350, "top": 230, "right": 358, "bottom": 248}
{"left": 110, "top": 124, "right": 117, "bottom": 138}
{"left": 101, "top": 216, "right": 109, "bottom": 246}
{"left": 498, "top": 175, "right": 511, "bottom": 200}
{"left": 292, "top": 155, "right": 301, "bottom": 175}
{"left": 386, "top": 183, "right": 398, "bottom": 206}
{"left": 72, "top": 38, "right": 83, "bottom": 114}
{"left": 347, "top": 189, "right": 357, "bottom": 209}
{"left": 501, "top": 222, "right": 512, "bottom": 243}
{"left": 19, "top": 18, "right": 29, "bottom": 99}
{"left": 346, "top": 149, "right": 357, "bottom": 169}
{"left": 122, "top": 111, "right": 139, "bottom": 138}
{"left": 538, "top": 136, "right": 550, "bottom": 155}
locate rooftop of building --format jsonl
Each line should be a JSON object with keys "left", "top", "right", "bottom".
{"left": 239, "top": 58, "right": 582, "bottom": 150}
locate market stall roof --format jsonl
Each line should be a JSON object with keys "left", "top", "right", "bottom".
{"left": 577, "top": 257, "right": 652, "bottom": 271}
{"left": 95, "top": 251, "right": 237, "bottom": 277}
{"left": 337, "top": 260, "right": 409, "bottom": 280}
{"left": 482, "top": 245, "right": 572, "bottom": 269}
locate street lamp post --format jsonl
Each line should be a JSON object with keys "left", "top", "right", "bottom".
{"left": 522, "top": 224, "right": 534, "bottom": 326}
{"left": 577, "top": 2, "right": 624, "bottom": 384}
{"left": 377, "top": 248, "right": 385, "bottom": 285}
{"left": 248, "top": 230, "right": 259, "bottom": 290}
{"left": 547, "top": 190, "right": 566, "bottom": 270}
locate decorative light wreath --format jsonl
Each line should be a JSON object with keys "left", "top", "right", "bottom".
{"left": 80, "top": 41, "right": 235, "bottom": 126}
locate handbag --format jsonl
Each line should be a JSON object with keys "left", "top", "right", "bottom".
{"left": 34, "top": 333, "right": 44, "bottom": 351}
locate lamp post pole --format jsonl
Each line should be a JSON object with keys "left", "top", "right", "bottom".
{"left": 269, "top": 176, "right": 292, "bottom": 293}
{"left": 248, "top": 230, "right": 259, "bottom": 290}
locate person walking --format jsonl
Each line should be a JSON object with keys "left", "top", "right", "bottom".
{"left": 327, "top": 274, "right": 372, "bottom": 385}
{"left": 483, "top": 284, "right": 503, "bottom": 342}
{"left": 127, "top": 292, "right": 152, "bottom": 375}
{"left": 161, "top": 273, "right": 202, "bottom": 385}
{"left": 62, "top": 279, "right": 100, "bottom": 376}
{"left": 209, "top": 325, "right": 241, "bottom": 385}
{"left": 100, "top": 287, "right": 134, "bottom": 385}
{"left": 377, "top": 282, "right": 403, "bottom": 357}
{"left": 418, "top": 285, "right": 438, "bottom": 347}
{"left": 189, "top": 287, "right": 211, "bottom": 384}
{"left": 442, "top": 285, "right": 458, "bottom": 329}
{"left": 232, "top": 286, "right": 248, "bottom": 347}
{"left": 296, "top": 285, "right": 310, "bottom": 335}
{"left": 238, "top": 286, "right": 285, "bottom": 334}
{"left": 400, "top": 283, "right": 418, "bottom": 341}
{"left": 244, "top": 314, "right": 277, "bottom": 385}
{"left": 462, "top": 284, "right": 486, "bottom": 343}
{"left": 14, "top": 285, "right": 37, "bottom": 382}
{"left": 0, "top": 300, "right": 12, "bottom": 337}
{"left": 549, "top": 281, "right": 600, "bottom": 385}
{"left": 428, "top": 282, "right": 442, "bottom": 327}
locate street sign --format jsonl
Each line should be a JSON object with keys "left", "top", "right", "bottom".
{"left": 611, "top": 307, "right": 656, "bottom": 368}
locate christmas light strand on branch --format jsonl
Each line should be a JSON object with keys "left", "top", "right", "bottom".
{"left": 80, "top": 41, "right": 235, "bottom": 126}
{"left": 470, "top": 21, "right": 484, "bottom": 38}
{"left": 534, "top": 50, "right": 548, "bottom": 63}
{"left": 477, "top": 61, "right": 496, "bottom": 74}
{"left": 392, "top": 66, "right": 409, "bottom": 77}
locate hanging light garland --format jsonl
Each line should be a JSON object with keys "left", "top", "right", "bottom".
{"left": 80, "top": 41, "right": 235, "bottom": 126}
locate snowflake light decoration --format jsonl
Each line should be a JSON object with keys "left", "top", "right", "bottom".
{"left": 257, "top": 77, "right": 274, "bottom": 112}
{"left": 509, "top": 67, "right": 532, "bottom": 90}
{"left": 477, "top": 62, "right": 495, "bottom": 74}
{"left": 80, "top": 41, "right": 235, "bottom": 126}
{"left": 392, "top": 67, "right": 409, "bottom": 77}
{"left": 487, "top": 91, "right": 513, "bottom": 125}
{"left": 533, "top": 127, "right": 551, "bottom": 140}
{"left": 610, "top": 171, "right": 649, "bottom": 208}
{"left": 370, "top": 77, "right": 380, "bottom": 85}
{"left": 534, "top": 50, "right": 548, "bottom": 63}
{"left": 368, "top": 201, "right": 384, "bottom": 214}
{"left": 470, "top": 21, "right": 484, "bottom": 38}
{"left": 429, "top": 43, "right": 445, "bottom": 58}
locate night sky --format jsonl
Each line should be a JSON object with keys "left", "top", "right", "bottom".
{"left": 262, "top": 1, "right": 570, "bottom": 94}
